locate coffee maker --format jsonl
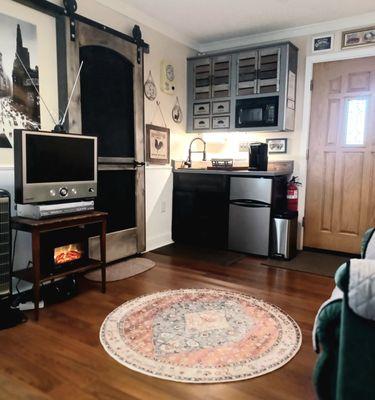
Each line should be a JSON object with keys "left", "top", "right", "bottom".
{"left": 249, "top": 142, "right": 268, "bottom": 171}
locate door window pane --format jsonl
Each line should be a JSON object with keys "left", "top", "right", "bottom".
{"left": 345, "top": 98, "right": 367, "bottom": 145}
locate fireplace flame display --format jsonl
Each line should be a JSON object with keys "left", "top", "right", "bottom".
{"left": 54, "top": 243, "right": 84, "bottom": 265}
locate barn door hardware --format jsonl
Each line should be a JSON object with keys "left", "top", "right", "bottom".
{"left": 63, "top": 0, "right": 78, "bottom": 41}
{"left": 132, "top": 25, "right": 146, "bottom": 64}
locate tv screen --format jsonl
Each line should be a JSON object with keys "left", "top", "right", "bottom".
{"left": 25, "top": 133, "right": 95, "bottom": 183}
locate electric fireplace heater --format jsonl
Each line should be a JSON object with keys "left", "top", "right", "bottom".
{"left": 40, "top": 226, "right": 92, "bottom": 275}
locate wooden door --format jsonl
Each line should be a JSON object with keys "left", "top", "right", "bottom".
{"left": 65, "top": 21, "right": 145, "bottom": 262}
{"left": 305, "top": 57, "right": 375, "bottom": 253}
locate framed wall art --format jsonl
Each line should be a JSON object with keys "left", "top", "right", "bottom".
{"left": 146, "top": 124, "right": 170, "bottom": 165}
{"left": 342, "top": 26, "right": 375, "bottom": 49}
{"left": 267, "top": 138, "right": 288, "bottom": 154}
{"left": 312, "top": 34, "right": 334, "bottom": 53}
{"left": 0, "top": 0, "right": 60, "bottom": 165}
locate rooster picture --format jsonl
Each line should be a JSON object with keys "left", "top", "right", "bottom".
{"left": 154, "top": 138, "right": 163, "bottom": 153}
{"left": 147, "top": 125, "right": 169, "bottom": 163}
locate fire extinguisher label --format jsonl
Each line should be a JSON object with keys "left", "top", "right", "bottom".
{"left": 287, "top": 191, "right": 298, "bottom": 199}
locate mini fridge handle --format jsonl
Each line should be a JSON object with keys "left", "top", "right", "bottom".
{"left": 230, "top": 199, "right": 270, "bottom": 208}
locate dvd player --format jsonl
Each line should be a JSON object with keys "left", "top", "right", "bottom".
{"left": 16, "top": 200, "right": 94, "bottom": 219}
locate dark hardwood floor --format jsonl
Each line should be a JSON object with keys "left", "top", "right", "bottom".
{"left": 0, "top": 250, "right": 334, "bottom": 400}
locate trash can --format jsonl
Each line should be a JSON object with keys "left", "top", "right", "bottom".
{"left": 270, "top": 210, "right": 298, "bottom": 260}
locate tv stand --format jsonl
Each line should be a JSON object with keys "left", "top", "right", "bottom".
{"left": 12, "top": 211, "right": 107, "bottom": 321}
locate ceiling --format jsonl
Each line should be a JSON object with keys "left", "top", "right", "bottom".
{"left": 101, "top": 0, "right": 375, "bottom": 50}
{"left": 117, "top": 0, "right": 375, "bottom": 44}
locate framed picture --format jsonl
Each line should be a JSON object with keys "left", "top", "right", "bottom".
{"left": 312, "top": 34, "right": 334, "bottom": 52}
{"left": 342, "top": 26, "right": 375, "bottom": 49}
{"left": 267, "top": 138, "right": 287, "bottom": 154}
{"left": 0, "top": 1, "right": 60, "bottom": 166}
{"left": 146, "top": 124, "right": 170, "bottom": 165}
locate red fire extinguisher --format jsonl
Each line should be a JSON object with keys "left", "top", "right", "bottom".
{"left": 287, "top": 176, "right": 301, "bottom": 212}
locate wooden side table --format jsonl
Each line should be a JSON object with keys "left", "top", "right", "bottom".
{"left": 12, "top": 211, "right": 107, "bottom": 321}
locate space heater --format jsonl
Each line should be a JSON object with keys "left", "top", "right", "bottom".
{"left": 0, "top": 189, "right": 26, "bottom": 330}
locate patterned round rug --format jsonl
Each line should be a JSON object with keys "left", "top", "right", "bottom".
{"left": 100, "top": 288, "right": 302, "bottom": 383}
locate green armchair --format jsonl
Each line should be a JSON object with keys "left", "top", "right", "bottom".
{"left": 313, "top": 228, "right": 375, "bottom": 400}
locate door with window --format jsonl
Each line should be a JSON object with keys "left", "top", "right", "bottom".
{"left": 305, "top": 57, "right": 375, "bottom": 253}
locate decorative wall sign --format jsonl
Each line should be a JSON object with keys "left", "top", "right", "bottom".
{"left": 0, "top": 13, "right": 40, "bottom": 148}
{"left": 146, "top": 124, "right": 170, "bottom": 165}
{"left": 267, "top": 138, "right": 287, "bottom": 154}
{"left": 144, "top": 70, "right": 157, "bottom": 101}
{"left": 342, "top": 26, "right": 375, "bottom": 49}
{"left": 172, "top": 96, "right": 182, "bottom": 123}
{"left": 160, "top": 60, "right": 176, "bottom": 95}
{"left": 312, "top": 34, "right": 334, "bottom": 53}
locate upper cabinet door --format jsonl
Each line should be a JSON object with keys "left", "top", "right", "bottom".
{"left": 257, "top": 47, "right": 280, "bottom": 94}
{"left": 236, "top": 50, "right": 258, "bottom": 96}
{"left": 193, "top": 58, "right": 211, "bottom": 100}
{"left": 211, "top": 55, "right": 231, "bottom": 98}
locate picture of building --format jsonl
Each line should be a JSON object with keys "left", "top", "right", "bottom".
{"left": 0, "top": 13, "right": 40, "bottom": 148}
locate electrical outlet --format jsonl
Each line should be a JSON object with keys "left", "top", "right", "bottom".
{"left": 161, "top": 201, "right": 166, "bottom": 213}
{"left": 239, "top": 142, "right": 250, "bottom": 152}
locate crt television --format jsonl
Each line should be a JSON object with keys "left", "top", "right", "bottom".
{"left": 14, "top": 130, "right": 97, "bottom": 204}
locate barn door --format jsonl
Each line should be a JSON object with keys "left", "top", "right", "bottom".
{"left": 65, "top": 21, "right": 145, "bottom": 261}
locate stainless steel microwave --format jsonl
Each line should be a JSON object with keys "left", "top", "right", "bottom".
{"left": 235, "top": 96, "right": 279, "bottom": 128}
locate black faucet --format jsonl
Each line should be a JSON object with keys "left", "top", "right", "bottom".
{"left": 185, "top": 137, "right": 207, "bottom": 168}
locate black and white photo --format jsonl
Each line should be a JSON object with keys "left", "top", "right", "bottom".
{"left": 267, "top": 138, "right": 288, "bottom": 154}
{"left": 312, "top": 34, "right": 334, "bottom": 52}
{"left": 0, "top": 13, "right": 40, "bottom": 149}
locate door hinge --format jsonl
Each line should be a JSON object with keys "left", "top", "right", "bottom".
{"left": 310, "top": 79, "right": 314, "bottom": 91}
{"left": 302, "top": 217, "right": 305, "bottom": 227}
{"left": 306, "top": 148, "right": 309, "bottom": 160}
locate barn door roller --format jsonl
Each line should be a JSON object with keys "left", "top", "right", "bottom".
{"left": 63, "top": 0, "right": 78, "bottom": 41}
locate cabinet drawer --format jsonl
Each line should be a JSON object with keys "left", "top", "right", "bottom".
{"left": 212, "top": 100, "right": 230, "bottom": 114}
{"left": 193, "top": 117, "right": 210, "bottom": 130}
{"left": 193, "top": 103, "right": 210, "bottom": 116}
{"left": 212, "top": 116, "right": 230, "bottom": 129}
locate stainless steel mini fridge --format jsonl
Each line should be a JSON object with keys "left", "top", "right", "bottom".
{"left": 228, "top": 177, "right": 273, "bottom": 256}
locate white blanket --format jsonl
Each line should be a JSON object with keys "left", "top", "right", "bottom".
{"left": 348, "top": 259, "right": 375, "bottom": 320}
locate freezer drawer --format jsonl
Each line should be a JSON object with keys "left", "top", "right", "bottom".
{"left": 228, "top": 203, "right": 270, "bottom": 256}
{"left": 230, "top": 177, "right": 272, "bottom": 204}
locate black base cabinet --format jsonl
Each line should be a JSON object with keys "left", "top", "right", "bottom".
{"left": 172, "top": 173, "right": 229, "bottom": 248}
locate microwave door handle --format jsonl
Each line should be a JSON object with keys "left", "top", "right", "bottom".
{"left": 238, "top": 108, "right": 242, "bottom": 125}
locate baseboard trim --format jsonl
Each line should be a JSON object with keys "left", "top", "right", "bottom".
{"left": 303, "top": 246, "right": 359, "bottom": 258}
{"left": 146, "top": 233, "right": 173, "bottom": 252}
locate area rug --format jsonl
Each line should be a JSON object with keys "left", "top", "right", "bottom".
{"left": 100, "top": 288, "right": 302, "bottom": 383}
{"left": 261, "top": 251, "right": 349, "bottom": 277}
{"left": 85, "top": 258, "right": 155, "bottom": 282}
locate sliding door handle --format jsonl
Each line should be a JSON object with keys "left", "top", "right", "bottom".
{"left": 133, "top": 160, "right": 145, "bottom": 167}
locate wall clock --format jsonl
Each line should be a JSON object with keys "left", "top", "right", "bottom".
{"left": 144, "top": 71, "right": 157, "bottom": 101}
{"left": 160, "top": 60, "right": 176, "bottom": 95}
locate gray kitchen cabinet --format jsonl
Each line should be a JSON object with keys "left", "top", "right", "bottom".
{"left": 187, "top": 42, "right": 298, "bottom": 133}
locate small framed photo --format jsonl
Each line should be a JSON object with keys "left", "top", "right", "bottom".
{"left": 146, "top": 124, "right": 170, "bottom": 165}
{"left": 312, "top": 34, "right": 334, "bottom": 53}
{"left": 342, "top": 27, "right": 375, "bottom": 49}
{"left": 267, "top": 138, "right": 287, "bottom": 154}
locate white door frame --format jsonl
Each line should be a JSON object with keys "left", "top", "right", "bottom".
{"left": 298, "top": 46, "right": 375, "bottom": 248}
